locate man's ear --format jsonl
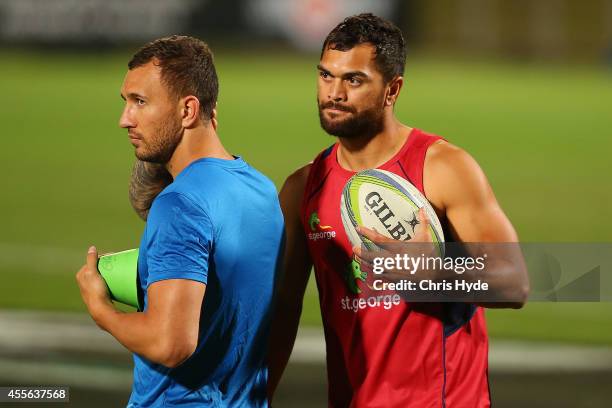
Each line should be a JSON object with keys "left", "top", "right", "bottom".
{"left": 385, "top": 76, "right": 404, "bottom": 107}
{"left": 181, "top": 96, "right": 201, "bottom": 128}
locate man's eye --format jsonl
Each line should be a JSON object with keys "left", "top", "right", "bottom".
{"left": 320, "top": 71, "right": 329, "bottom": 79}
{"left": 348, "top": 78, "right": 361, "bottom": 86}
{"left": 136, "top": 99, "right": 146, "bottom": 105}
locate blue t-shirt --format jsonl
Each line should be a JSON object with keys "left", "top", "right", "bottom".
{"left": 127, "top": 157, "right": 284, "bottom": 407}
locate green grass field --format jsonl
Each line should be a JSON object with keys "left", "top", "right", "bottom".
{"left": 1, "top": 49, "right": 611, "bottom": 344}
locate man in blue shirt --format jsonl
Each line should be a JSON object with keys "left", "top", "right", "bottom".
{"left": 76, "top": 36, "right": 284, "bottom": 407}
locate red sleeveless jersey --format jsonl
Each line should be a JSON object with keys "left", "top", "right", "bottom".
{"left": 300, "top": 129, "right": 490, "bottom": 408}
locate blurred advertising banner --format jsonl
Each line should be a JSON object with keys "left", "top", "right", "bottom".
{"left": 0, "top": 0, "right": 202, "bottom": 44}
{"left": 0, "top": 0, "right": 401, "bottom": 48}
{"left": 1, "top": 0, "right": 608, "bottom": 61}
{"left": 414, "top": 0, "right": 612, "bottom": 62}
{"left": 245, "top": 0, "right": 400, "bottom": 51}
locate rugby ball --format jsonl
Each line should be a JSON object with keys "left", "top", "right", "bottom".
{"left": 340, "top": 169, "right": 444, "bottom": 255}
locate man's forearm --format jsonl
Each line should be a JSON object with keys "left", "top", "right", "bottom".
{"left": 91, "top": 303, "right": 186, "bottom": 367}
{"left": 473, "top": 259, "right": 529, "bottom": 309}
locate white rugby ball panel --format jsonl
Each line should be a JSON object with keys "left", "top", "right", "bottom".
{"left": 340, "top": 169, "right": 445, "bottom": 254}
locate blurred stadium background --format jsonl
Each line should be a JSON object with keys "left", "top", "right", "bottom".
{"left": 0, "top": 0, "right": 611, "bottom": 406}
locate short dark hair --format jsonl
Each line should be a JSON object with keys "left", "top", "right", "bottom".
{"left": 128, "top": 35, "right": 218, "bottom": 120}
{"left": 322, "top": 13, "right": 406, "bottom": 83}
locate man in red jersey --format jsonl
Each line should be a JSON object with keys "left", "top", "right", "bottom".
{"left": 267, "top": 13, "right": 529, "bottom": 407}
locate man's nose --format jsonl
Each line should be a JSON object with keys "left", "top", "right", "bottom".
{"left": 328, "top": 80, "right": 346, "bottom": 102}
{"left": 119, "top": 105, "right": 135, "bottom": 129}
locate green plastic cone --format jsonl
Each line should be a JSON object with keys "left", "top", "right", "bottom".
{"left": 97, "top": 249, "right": 140, "bottom": 308}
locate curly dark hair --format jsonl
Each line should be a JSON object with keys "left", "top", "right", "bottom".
{"left": 128, "top": 35, "right": 218, "bottom": 121}
{"left": 322, "top": 13, "right": 406, "bottom": 83}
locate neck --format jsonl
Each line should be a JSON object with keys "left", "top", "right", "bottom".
{"left": 166, "top": 124, "right": 233, "bottom": 178}
{"left": 337, "top": 116, "right": 412, "bottom": 172}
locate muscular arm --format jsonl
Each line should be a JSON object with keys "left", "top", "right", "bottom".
{"left": 267, "top": 165, "right": 313, "bottom": 399}
{"left": 425, "top": 142, "right": 529, "bottom": 308}
{"left": 91, "top": 279, "right": 205, "bottom": 368}
{"left": 78, "top": 166, "right": 203, "bottom": 368}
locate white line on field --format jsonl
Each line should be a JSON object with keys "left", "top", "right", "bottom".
{"left": 1, "top": 311, "right": 611, "bottom": 376}
{"left": 0, "top": 357, "right": 133, "bottom": 391}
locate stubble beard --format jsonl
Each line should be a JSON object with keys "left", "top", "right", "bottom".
{"left": 135, "top": 115, "right": 184, "bottom": 164}
{"left": 318, "top": 99, "right": 385, "bottom": 140}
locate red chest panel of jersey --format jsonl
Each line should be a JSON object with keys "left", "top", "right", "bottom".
{"left": 300, "top": 129, "right": 491, "bottom": 408}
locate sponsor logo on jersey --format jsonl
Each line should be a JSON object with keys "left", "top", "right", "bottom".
{"left": 344, "top": 259, "right": 366, "bottom": 294}
{"left": 308, "top": 211, "right": 336, "bottom": 241}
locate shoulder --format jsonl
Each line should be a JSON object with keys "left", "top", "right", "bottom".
{"left": 279, "top": 163, "right": 311, "bottom": 221}
{"left": 425, "top": 141, "right": 482, "bottom": 174}
{"left": 281, "top": 163, "right": 312, "bottom": 201}
{"left": 165, "top": 161, "right": 242, "bottom": 203}
{"left": 283, "top": 142, "right": 337, "bottom": 190}
{"left": 424, "top": 141, "right": 490, "bottom": 209}
{"left": 283, "top": 164, "right": 311, "bottom": 190}
{"left": 243, "top": 162, "right": 279, "bottom": 194}
{"left": 149, "top": 191, "right": 210, "bottom": 225}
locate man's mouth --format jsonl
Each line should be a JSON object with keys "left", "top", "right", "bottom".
{"left": 321, "top": 103, "right": 354, "bottom": 114}
{"left": 128, "top": 133, "right": 142, "bottom": 146}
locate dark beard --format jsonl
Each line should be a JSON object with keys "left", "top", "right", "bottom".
{"left": 318, "top": 102, "right": 384, "bottom": 139}
{"left": 136, "top": 118, "right": 183, "bottom": 164}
